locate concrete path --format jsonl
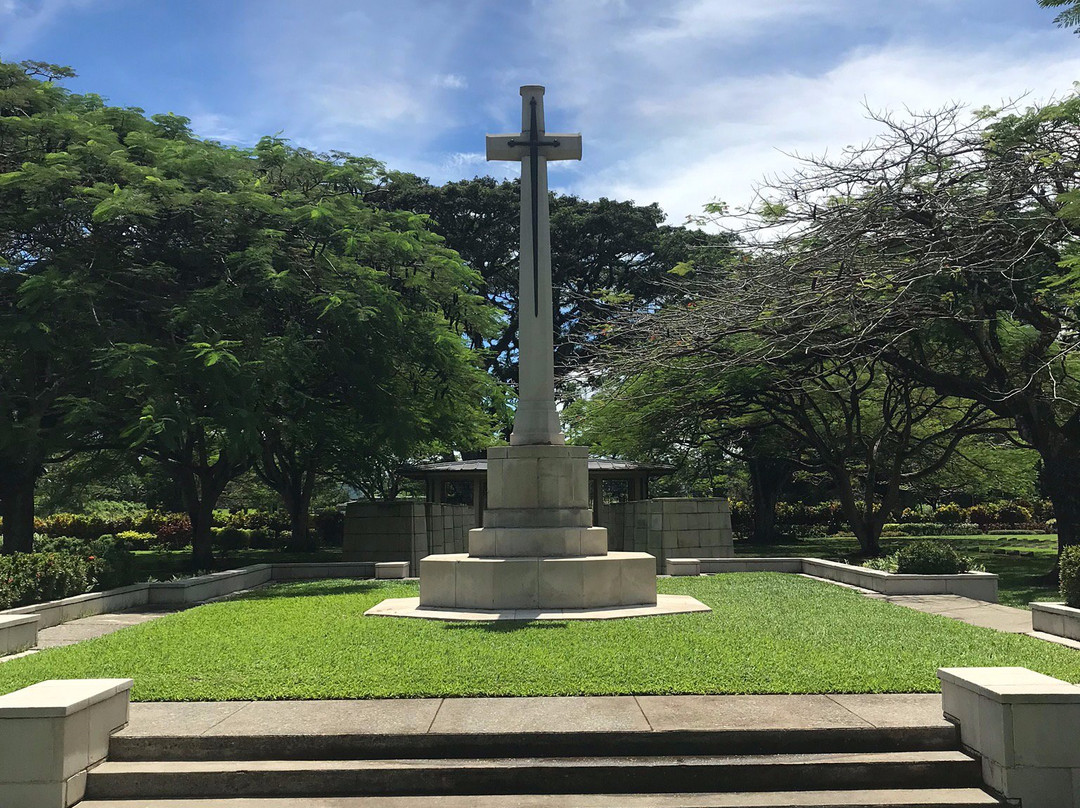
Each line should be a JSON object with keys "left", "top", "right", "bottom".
{"left": 868, "top": 592, "right": 1080, "bottom": 650}
{"left": 35, "top": 606, "right": 185, "bottom": 649}
{"left": 116, "top": 693, "right": 952, "bottom": 739}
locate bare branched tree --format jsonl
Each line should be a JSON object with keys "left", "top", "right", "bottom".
{"left": 599, "top": 95, "right": 1080, "bottom": 554}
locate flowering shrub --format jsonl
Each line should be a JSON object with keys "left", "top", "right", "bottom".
{"left": 0, "top": 552, "right": 92, "bottom": 609}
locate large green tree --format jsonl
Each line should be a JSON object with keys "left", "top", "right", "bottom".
{"left": 375, "top": 175, "right": 725, "bottom": 425}
{"left": 0, "top": 61, "right": 497, "bottom": 564}
{"left": 655, "top": 98, "right": 1080, "bottom": 555}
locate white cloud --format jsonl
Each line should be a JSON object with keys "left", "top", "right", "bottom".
{"left": 434, "top": 73, "right": 467, "bottom": 90}
{"left": 187, "top": 111, "right": 251, "bottom": 145}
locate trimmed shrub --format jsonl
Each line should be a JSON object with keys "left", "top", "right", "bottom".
{"left": 116, "top": 530, "right": 156, "bottom": 550}
{"left": 0, "top": 552, "right": 92, "bottom": 609}
{"left": 896, "top": 540, "right": 970, "bottom": 575}
{"left": 995, "top": 502, "right": 1033, "bottom": 526}
{"left": 881, "top": 523, "right": 980, "bottom": 537}
{"left": 1061, "top": 546, "right": 1080, "bottom": 609}
{"left": 157, "top": 516, "right": 192, "bottom": 549}
{"left": 932, "top": 503, "right": 966, "bottom": 525}
{"left": 211, "top": 526, "right": 252, "bottom": 553}
{"left": 86, "top": 535, "right": 138, "bottom": 590}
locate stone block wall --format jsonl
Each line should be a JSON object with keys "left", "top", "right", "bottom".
{"left": 601, "top": 497, "right": 733, "bottom": 572}
{"left": 343, "top": 501, "right": 476, "bottom": 572}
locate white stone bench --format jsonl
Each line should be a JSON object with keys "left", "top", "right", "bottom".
{"left": 665, "top": 558, "right": 701, "bottom": 576}
{"left": 375, "top": 561, "right": 410, "bottom": 579}
{"left": 939, "top": 666, "right": 1080, "bottom": 807}
{"left": 0, "top": 613, "right": 39, "bottom": 655}
{"left": 0, "top": 678, "right": 133, "bottom": 808}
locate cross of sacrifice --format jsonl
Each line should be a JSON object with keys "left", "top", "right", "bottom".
{"left": 486, "top": 85, "right": 582, "bottom": 446}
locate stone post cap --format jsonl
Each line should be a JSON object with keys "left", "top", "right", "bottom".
{"left": 520, "top": 84, "right": 545, "bottom": 96}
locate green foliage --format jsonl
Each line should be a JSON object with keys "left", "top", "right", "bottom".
{"left": 896, "top": 540, "right": 971, "bottom": 575}
{"left": 1061, "top": 545, "right": 1080, "bottom": 607}
{"left": 1038, "top": 0, "right": 1080, "bottom": 33}
{"left": 883, "top": 523, "right": 981, "bottom": 537}
{"left": 155, "top": 516, "right": 192, "bottom": 550}
{"left": 0, "top": 552, "right": 91, "bottom": 609}
{"left": 932, "top": 503, "right": 966, "bottom": 524}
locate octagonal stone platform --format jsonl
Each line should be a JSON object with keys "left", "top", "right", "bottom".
{"left": 419, "top": 552, "right": 657, "bottom": 610}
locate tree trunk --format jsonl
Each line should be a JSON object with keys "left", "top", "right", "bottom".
{"left": 1042, "top": 449, "right": 1080, "bottom": 554}
{"left": 1, "top": 477, "right": 36, "bottom": 554}
{"left": 833, "top": 472, "right": 884, "bottom": 556}
{"left": 746, "top": 455, "right": 789, "bottom": 545}
{"left": 188, "top": 495, "right": 216, "bottom": 571}
{"left": 288, "top": 480, "right": 316, "bottom": 553}
{"left": 175, "top": 469, "right": 222, "bottom": 571}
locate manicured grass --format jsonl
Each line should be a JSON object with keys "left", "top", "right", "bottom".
{"left": 2, "top": 574, "right": 1078, "bottom": 701}
{"left": 741, "top": 534, "right": 1060, "bottom": 609}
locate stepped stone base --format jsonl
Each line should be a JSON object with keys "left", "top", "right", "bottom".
{"left": 365, "top": 593, "right": 711, "bottom": 621}
{"left": 419, "top": 552, "right": 658, "bottom": 611}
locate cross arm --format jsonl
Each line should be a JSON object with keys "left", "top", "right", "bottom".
{"left": 485, "top": 133, "right": 583, "bottom": 162}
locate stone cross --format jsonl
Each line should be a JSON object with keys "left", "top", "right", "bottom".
{"left": 487, "top": 85, "right": 582, "bottom": 446}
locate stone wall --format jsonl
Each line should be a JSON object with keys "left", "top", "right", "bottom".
{"left": 343, "top": 501, "right": 477, "bottom": 572}
{"left": 601, "top": 497, "right": 733, "bottom": 572}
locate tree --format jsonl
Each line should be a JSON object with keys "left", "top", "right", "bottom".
{"left": 676, "top": 98, "right": 1080, "bottom": 555}
{"left": 1039, "top": 0, "right": 1080, "bottom": 33}
{"left": 246, "top": 141, "right": 495, "bottom": 549}
{"left": 587, "top": 347, "right": 1005, "bottom": 554}
{"left": 376, "top": 175, "right": 726, "bottom": 423}
{"left": 0, "top": 60, "right": 146, "bottom": 552}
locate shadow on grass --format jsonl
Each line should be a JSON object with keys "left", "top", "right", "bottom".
{"left": 441, "top": 620, "right": 569, "bottom": 633}
{"left": 238, "top": 581, "right": 392, "bottom": 600}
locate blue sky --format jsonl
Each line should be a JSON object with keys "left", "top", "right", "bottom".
{"left": 1, "top": 0, "right": 1077, "bottom": 223}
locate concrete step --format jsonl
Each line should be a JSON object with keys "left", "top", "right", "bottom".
{"left": 108, "top": 726, "right": 961, "bottom": 761}
{"left": 85, "top": 751, "right": 983, "bottom": 800}
{"left": 77, "top": 788, "right": 1005, "bottom": 807}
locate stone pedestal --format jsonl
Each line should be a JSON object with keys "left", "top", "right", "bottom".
{"left": 418, "top": 445, "right": 657, "bottom": 611}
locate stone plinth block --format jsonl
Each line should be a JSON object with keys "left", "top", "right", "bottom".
{"left": 486, "top": 445, "right": 589, "bottom": 511}
{"left": 419, "top": 552, "right": 657, "bottom": 611}
{"left": 939, "top": 666, "right": 1080, "bottom": 808}
{"left": 666, "top": 558, "right": 701, "bottom": 576}
{"left": 0, "top": 678, "right": 132, "bottom": 808}
{"left": 468, "top": 525, "right": 608, "bottom": 557}
{"left": 375, "top": 561, "right": 410, "bottom": 579}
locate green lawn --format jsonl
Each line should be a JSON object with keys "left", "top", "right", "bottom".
{"left": 2, "top": 574, "right": 1078, "bottom": 701}
{"left": 740, "top": 534, "right": 1060, "bottom": 609}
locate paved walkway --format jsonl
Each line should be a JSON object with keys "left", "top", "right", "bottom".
{"left": 869, "top": 592, "right": 1080, "bottom": 650}
{"left": 117, "top": 693, "right": 952, "bottom": 739}
{"left": 35, "top": 606, "right": 185, "bottom": 649}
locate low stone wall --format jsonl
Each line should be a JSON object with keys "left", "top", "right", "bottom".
{"left": 673, "top": 556, "right": 999, "bottom": 602}
{"left": 0, "top": 561, "right": 395, "bottom": 659}
{"left": 343, "top": 501, "right": 476, "bottom": 570}
{"left": 603, "top": 498, "right": 734, "bottom": 572}
{"left": 1030, "top": 601, "right": 1080, "bottom": 642}
{"left": 939, "top": 666, "right": 1080, "bottom": 807}
{"left": 0, "top": 678, "right": 132, "bottom": 808}
{"left": 0, "top": 614, "right": 38, "bottom": 656}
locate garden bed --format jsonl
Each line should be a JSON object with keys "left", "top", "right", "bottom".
{"left": 671, "top": 557, "right": 998, "bottom": 601}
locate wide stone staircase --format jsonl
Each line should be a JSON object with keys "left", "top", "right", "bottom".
{"left": 78, "top": 723, "right": 1003, "bottom": 807}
